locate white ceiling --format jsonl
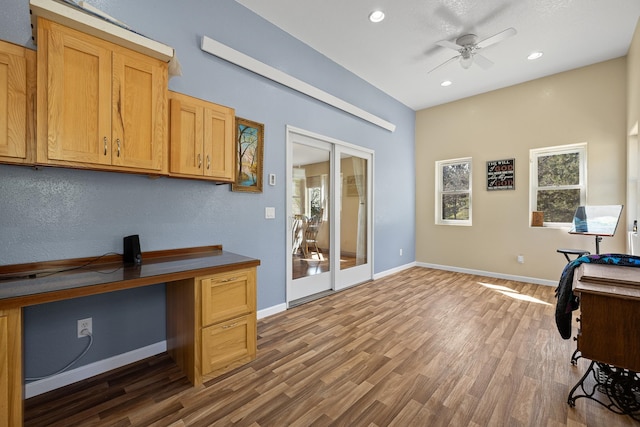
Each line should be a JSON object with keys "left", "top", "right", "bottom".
{"left": 235, "top": 0, "right": 640, "bottom": 111}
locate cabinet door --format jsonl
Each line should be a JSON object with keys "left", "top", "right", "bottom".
{"left": 46, "top": 22, "right": 112, "bottom": 165}
{"left": 0, "top": 41, "right": 27, "bottom": 160}
{"left": 203, "top": 104, "right": 235, "bottom": 181}
{"left": 201, "top": 314, "right": 256, "bottom": 376}
{"left": 170, "top": 97, "right": 204, "bottom": 176}
{"left": 201, "top": 269, "right": 256, "bottom": 327}
{"left": 0, "top": 308, "right": 22, "bottom": 426}
{"left": 111, "top": 50, "right": 166, "bottom": 171}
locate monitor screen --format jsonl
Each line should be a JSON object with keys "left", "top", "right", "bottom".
{"left": 569, "top": 205, "right": 623, "bottom": 236}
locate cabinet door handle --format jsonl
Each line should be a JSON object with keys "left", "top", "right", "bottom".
{"left": 198, "top": 154, "right": 202, "bottom": 168}
{"left": 220, "top": 277, "right": 238, "bottom": 283}
{"left": 116, "top": 139, "right": 121, "bottom": 157}
{"left": 222, "top": 322, "right": 239, "bottom": 329}
{"left": 206, "top": 155, "right": 210, "bottom": 170}
{"left": 103, "top": 137, "right": 108, "bottom": 155}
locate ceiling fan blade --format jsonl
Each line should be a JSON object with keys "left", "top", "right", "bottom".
{"left": 427, "top": 55, "right": 460, "bottom": 74}
{"left": 435, "top": 39, "right": 462, "bottom": 51}
{"left": 477, "top": 27, "right": 517, "bottom": 49}
{"left": 473, "top": 53, "right": 494, "bottom": 69}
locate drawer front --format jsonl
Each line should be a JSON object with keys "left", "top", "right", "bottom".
{"left": 200, "top": 268, "right": 256, "bottom": 326}
{"left": 201, "top": 315, "right": 256, "bottom": 376}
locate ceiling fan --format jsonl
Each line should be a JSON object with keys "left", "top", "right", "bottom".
{"left": 428, "top": 27, "right": 517, "bottom": 73}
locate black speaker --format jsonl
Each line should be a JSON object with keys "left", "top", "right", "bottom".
{"left": 123, "top": 235, "right": 142, "bottom": 265}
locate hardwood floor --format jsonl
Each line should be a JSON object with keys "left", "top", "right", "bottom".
{"left": 24, "top": 267, "right": 639, "bottom": 426}
{"left": 292, "top": 252, "right": 357, "bottom": 280}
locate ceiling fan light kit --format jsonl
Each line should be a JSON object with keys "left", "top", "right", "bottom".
{"left": 429, "top": 27, "right": 517, "bottom": 73}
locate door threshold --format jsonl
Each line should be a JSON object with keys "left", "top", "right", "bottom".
{"left": 289, "top": 289, "right": 335, "bottom": 308}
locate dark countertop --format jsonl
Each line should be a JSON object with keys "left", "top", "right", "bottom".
{"left": 0, "top": 247, "right": 260, "bottom": 308}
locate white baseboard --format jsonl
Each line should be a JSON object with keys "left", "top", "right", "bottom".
{"left": 373, "top": 261, "right": 416, "bottom": 280}
{"left": 415, "top": 262, "right": 557, "bottom": 287}
{"left": 257, "top": 303, "right": 287, "bottom": 319}
{"left": 25, "top": 341, "right": 167, "bottom": 399}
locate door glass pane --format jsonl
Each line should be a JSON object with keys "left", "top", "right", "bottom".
{"left": 340, "top": 154, "right": 367, "bottom": 270}
{"left": 292, "top": 143, "right": 330, "bottom": 280}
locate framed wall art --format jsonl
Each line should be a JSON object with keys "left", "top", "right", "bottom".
{"left": 232, "top": 117, "right": 264, "bottom": 193}
{"left": 487, "top": 158, "right": 515, "bottom": 190}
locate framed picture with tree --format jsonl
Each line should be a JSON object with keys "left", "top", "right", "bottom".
{"left": 232, "top": 117, "right": 264, "bottom": 193}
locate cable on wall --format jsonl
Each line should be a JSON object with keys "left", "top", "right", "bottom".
{"left": 25, "top": 331, "right": 94, "bottom": 382}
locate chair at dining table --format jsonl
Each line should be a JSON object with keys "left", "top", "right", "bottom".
{"left": 303, "top": 213, "right": 323, "bottom": 260}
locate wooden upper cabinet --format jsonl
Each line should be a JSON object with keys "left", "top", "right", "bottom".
{"left": 0, "top": 40, "right": 36, "bottom": 164}
{"left": 36, "top": 18, "right": 168, "bottom": 174}
{"left": 169, "top": 91, "right": 235, "bottom": 182}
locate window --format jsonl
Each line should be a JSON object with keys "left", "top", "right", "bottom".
{"left": 530, "top": 143, "right": 587, "bottom": 225}
{"left": 436, "top": 158, "right": 472, "bottom": 225}
{"left": 306, "top": 174, "right": 328, "bottom": 220}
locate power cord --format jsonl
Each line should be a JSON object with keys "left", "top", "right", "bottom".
{"left": 25, "top": 330, "right": 94, "bottom": 382}
{"left": 0, "top": 252, "right": 122, "bottom": 281}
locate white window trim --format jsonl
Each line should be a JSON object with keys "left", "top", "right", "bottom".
{"left": 529, "top": 143, "right": 587, "bottom": 227}
{"left": 435, "top": 157, "right": 472, "bottom": 226}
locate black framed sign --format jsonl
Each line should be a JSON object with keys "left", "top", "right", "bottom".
{"left": 487, "top": 159, "right": 515, "bottom": 190}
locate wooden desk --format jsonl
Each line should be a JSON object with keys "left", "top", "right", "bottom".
{"left": 568, "top": 263, "right": 640, "bottom": 419}
{"left": 0, "top": 245, "right": 260, "bottom": 426}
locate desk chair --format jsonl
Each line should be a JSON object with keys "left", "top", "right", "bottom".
{"left": 556, "top": 248, "right": 590, "bottom": 366}
{"left": 557, "top": 248, "right": 590, "bottom": 263}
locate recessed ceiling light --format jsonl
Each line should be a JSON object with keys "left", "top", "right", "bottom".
{"left": 441, "top": 80, "right": 452, "bottom": 87}
{"left": 369, "top": 10, "right": 385, "bottom": 23}
{"left": 528, "top": 51, "right": 543, "bottom": 60}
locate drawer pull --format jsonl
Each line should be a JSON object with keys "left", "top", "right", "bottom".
{"left": 222, "top": 322, "right": 238, "bottom": 329}
{"left": 220, "top": 277, "right": 238, "bottom": 283}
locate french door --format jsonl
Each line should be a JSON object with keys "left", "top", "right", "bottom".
{"left": 286, "top": 127, "right": 373, "bottom": 305}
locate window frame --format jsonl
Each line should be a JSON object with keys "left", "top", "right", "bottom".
{"left": 529, "top": 143, "right": 587, "bottom": 227}
{"left": 435, "top": 157, "right": 472, "bottom": 226}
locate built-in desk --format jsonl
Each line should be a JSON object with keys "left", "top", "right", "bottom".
{"left": 568, "top": 263, "right": 640, "bottom": 420}
{"left": 0, "top": 245, "right": 260, "bottom": 426}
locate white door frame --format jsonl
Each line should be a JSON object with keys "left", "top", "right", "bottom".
{"left": 286, "top": 125, "right": 374, "bottom": 306}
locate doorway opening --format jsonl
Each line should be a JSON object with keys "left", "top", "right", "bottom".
{"left": 286, "top": 127, "right": 373, "bottom": 306}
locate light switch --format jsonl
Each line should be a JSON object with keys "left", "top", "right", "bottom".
{"left": 265, "top": 207, "right": 276, "bottom": 219}
{"left": 269, "top": 174, "right": 276, "bottom": 186}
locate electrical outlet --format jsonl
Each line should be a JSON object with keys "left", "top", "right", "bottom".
{"left": 399, "top": 248, "right": 403, "bottom": 256}
{"left": 517, "top": 255, "right": 524, "bottom": 264}
{"left": 77, "top": 317, "right": 92, "bottom": 338}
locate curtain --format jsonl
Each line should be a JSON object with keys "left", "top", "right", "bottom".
{"left": 351, "top": 157, "right": 366, "bottom": 265}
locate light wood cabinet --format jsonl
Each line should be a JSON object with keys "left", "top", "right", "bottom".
{"left": 36, "top": 18, "right": 167, "bottom": 174}
{"left": 0, "top": 40, "right": 36, "bottom": 165}
{"left": 169, "top": 91, "right": 235, "bottom": 182}
{"left": 167, "top": 267, "right": 256, "bottom": 386}
{"left": 0, "top": 308, "right": 22, "bottom": 427}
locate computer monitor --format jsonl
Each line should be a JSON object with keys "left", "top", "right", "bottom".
{"left": 569, "top": 205, "right": 623, "bottom": 237}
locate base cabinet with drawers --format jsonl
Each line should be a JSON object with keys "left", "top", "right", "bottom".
{"left": 167, "top": 267, "right": 257, "bottom": 386}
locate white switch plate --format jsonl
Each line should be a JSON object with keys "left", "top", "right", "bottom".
{"left": 265, "top": 207, "right": 276, "bottom": 219}
{"left": 269, "top": 174, "right": 276, "bottom": 186}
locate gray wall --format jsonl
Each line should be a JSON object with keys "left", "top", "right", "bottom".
{"left": 0, "top": 0, "right": 416, "bottom": 377}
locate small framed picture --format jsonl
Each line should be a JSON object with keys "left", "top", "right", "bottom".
{"left": 232, "top": 117, "right": 264, "bottom": 193}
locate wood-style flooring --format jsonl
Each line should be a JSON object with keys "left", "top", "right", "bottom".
{"left": 24, "top": 267, "right": 639, "bottom": 426}
{"left": 292, "top": 252, "right": 357, "bottom": 280}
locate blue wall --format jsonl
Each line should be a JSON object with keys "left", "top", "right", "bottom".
{"left": 0, "top": 0, "right": 415, "bottom": 377}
